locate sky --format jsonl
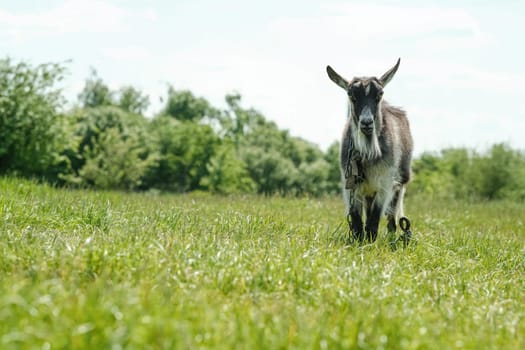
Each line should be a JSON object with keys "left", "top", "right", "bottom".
{"left": 1, "top": 0, "right": 524, "bottom": 154}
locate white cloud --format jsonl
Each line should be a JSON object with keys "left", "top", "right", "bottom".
{"left": 268, "top": 3, "right": 489, "bottom": 58}
{"left": 409, "top": 105, "right": 525, "bottom": 154}
{"left": 143, "top": 8, "right": 158, "bottom": 22}
{"left": 102, "top": 45, "right": 156, "bottom": 62}
{"left": 404, "top": 59, "right": 523, "bottom": 94}
{"left": 0, "top": 0, "right": 156, "bottom": 41}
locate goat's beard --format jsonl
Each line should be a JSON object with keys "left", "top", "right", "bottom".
{"left": 352, "top": 121, "right": 382, "bottom": 160}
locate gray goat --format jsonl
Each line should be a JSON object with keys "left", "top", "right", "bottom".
{"left": 326, "top": 59, "right": 413, "bottom": 243}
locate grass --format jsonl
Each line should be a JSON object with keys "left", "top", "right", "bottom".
{"left": 0, "top": 177, "right": 524, "bottom": 349}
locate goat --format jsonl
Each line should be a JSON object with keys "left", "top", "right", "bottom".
{"left": 326, "top": 58, "right": 413, "bottom": 243}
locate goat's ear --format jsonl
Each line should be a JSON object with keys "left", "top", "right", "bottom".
{"left": 379, "top": 58, "right": 401, "bottom": 87}
{"left": 326, "top": 66, "right": 349, "bottom": 90}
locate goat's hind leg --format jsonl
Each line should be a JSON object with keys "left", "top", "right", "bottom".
{"left": 386, "top": 188, "right": 401, "bottom": 233}
{"left": 389, "top": 185, "right": 413, "bottom": 246}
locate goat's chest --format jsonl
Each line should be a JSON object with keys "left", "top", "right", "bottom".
{"left": 358, "top": 163, "right": 395, "bottom": 196}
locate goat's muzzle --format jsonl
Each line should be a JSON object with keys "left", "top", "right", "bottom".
{"left": 360, "top": 119, "right": 374, "bottom": 136}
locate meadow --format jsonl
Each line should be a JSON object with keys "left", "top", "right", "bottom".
{"left": 0, "top": 177, "right": 524, "bottom": 349}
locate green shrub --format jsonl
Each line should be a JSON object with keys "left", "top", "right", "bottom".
{"left": 0, "top": 58, "right": 68, "bottom": 180}
{"left": 62, "top": 106, "right": 157, "bottom": 190}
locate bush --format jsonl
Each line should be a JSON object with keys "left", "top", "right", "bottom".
{"left": 77, "top": 127, "right": 157, "bottom": 190}
{"left": 0, "top": 58, "right": 68, "bottom": 180}
{"left": 411, "top": 144, "right": 525, "bottom": 202}
{"left": 148, "top": 116, "right": 219, "bottom": 192}
{"left": 62, "top": 106, "right": 157, "bottom": 189}
{"left": 200, "top": 141, "right": 255, "bottom": 194}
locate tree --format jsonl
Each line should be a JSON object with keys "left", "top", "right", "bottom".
{"left": 62, "top": 106, "right": 157, "bottom": 189}
{"left": 148, "top": 116, "right": 219, "bottom": 192}
{"left": 117, "top": 86, "right": 149, "bottom": 115}
{"left": 221, "top": 93, "right": 266, "bottom": 145}
{"left": 241, "top": 146, "right": 298, "bottom": 196}
{"left": 221, "top": 93, "right": 335, "bottom": 196}
{"left": 161, "top": 86, "right": 217, "bottom": 122}
{"left": 77, "top": 68, "right": 114, "bottom": 108}
{"left": 200, "top": 141, "right": 255, "bottom": 194}
{"left": 0, "top": 58, "right": 69, "bottom": 180}
{"left": 471, "top": 144, "right": 525, "bottom": 200}
{"left": 440, "top": 148, "right": 476, "bottom": 199}
{"left": 324, "top": 141, "right": 342, "bottom": 194}
{"left": 78, "top": 127, "right": 157, "bottom": 190}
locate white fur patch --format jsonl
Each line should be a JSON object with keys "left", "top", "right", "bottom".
{"left": 354, "top": 131, "right": 382, "bottom": 160}
{"left": 347, "top": 105, "right": 382, "bottom": 160}
{"left": 341, "top": 161, "right": 397, "bottom": 217}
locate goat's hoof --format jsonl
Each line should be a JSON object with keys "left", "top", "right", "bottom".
{"left": 366, "top": 232, "right": 378, "bottom": 243}
{"left": 351, "top": 231, "right": 364, "bottom": 243}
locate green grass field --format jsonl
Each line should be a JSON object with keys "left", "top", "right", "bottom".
{"left": 1, "top": 177, "right": 524, "bottom": 349}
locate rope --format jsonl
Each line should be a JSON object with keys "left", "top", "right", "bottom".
{"left": 344, "top": 137, "right": 364, "bottom": 190}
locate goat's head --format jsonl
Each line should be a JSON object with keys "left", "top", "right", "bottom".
{"left": 326, "top": 59, "right": 400, "bottom": 139}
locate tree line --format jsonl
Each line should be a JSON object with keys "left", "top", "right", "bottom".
{"left": 1, "top": 58, "right": 524, "bottom": 201}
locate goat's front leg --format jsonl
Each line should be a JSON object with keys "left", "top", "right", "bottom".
{"left": 344, "top": 189, "right": 364, "bottom": 242}
{"left": 365, "top": 196, "right": 382, "bottom": 242}
{"left": 349, "top": 204, "right": 364, "bottom": 242}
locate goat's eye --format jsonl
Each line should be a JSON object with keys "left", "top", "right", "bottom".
{"left": 376, "top": 92, "right": 383, "bottom": 101}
